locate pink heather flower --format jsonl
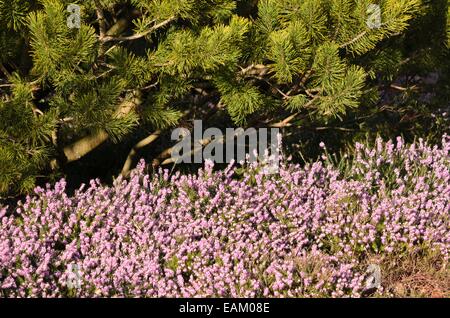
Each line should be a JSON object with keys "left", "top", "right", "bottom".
{"left": 0, "top": 135, "right": 448, "bottom": 298}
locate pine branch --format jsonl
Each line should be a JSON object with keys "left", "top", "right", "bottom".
{"left": 93, "top": 0, "right": 107, "bottom": 56}
{"left": 62, "top": 91, "right": 143, "bottom": 163}
{"left": 240, "top": 64, "right": 270, "bottom": 77}
{"left": 0, "top": 63, "right": 11, "bottom": 77}
{"left": 93, "top": 0, "right": 107, "bottom": 39}
{"left": 159, "top": 135, "right": 215, "bottom": 166}
{"left": 151, "top": 109, "right": 217, "bottom": 167}
{"left": 270, "top": 95, "right": 319, "bottom": 128}
{"left": 121, "top": 130, "right": 161, "bottom": 177}
{"left": 62, "top": 129, "right": 110, "bottom": 162}
{"left": 151, "top": 145, "right": 174, "bottom": 167}
{"left": 102, "top": 16, "right": 176, "bottom": 43}
{"left": 339, "top": 30, "right": 368, "bottom": 49}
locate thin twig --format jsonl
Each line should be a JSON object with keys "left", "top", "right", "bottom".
{"left": 0, "top": 63, "right": 11, "bottom": 78}
{"left": 390, "top": 84, "right": 418, "bottom": 91}
{"left": 315, "top": 126, "right": 355, "bottom": 132}
{"left": 121, "top": 130, "right": 161, "bottom": 177}
{"left": 93, "top": 0, "right": 107, "bottom": 39}
{"left": 102, "top": 16, "right": 176, "bottom": 43}
{"left": 339, "top": 30, "right": 367, "bottom": 48}
{"left": 270, "top": 96, "right": 320, "bottom": 128}
{"left": 93, "top": 0, "right": 108, "bottom": 57}
{"left": 159, "top": 136, "right": 215, "bottom": 166}
{"left": 239, "top": 64, "right": 269, "bottom": 77}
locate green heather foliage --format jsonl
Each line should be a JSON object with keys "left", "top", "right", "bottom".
{"left": 0, "top": 0, "right": 449, "bottom": 196}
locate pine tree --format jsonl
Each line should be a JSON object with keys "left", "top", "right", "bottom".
{"left": 0, "top": 0, "right": 448, "bottom": 197}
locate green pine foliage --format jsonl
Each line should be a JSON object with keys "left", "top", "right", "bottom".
{"left": 0, "top": 0, "right": 448, "bottom": 197}
{"left": 0, "top": 76, "right": 56, "bottom": 194}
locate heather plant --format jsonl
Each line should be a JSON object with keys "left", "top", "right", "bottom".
{"left": 0, "top": 135, "right": 448, "bottom": 297}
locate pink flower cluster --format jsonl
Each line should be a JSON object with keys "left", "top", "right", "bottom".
{"left": 0, "top": 136, "right": 449, "bottom": 297}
